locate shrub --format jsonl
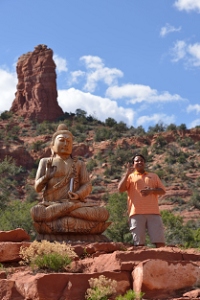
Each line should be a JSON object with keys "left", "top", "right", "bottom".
{"left": 116, "top": 289, "right": 144, "bottom": 300}
{"left": 30, "top": 140, "right": 44, "bottom": 151}
{"left": 91, "top": 186, "right": 106, "bottom": 194}
{"left": 20, "top": 240, "right": 77, "bottom": 272}
{"left": 178, "top": 137, "right": 193, "bottom": 147}
{"left": 189, "top": 191, "right": 200, "bottom": 209}
{"left": 0, "top": 110, "right": 13, "bottom": 120}
{"left": 166, "top": 123, "right": 177, "bottom": 131}
{"left": 105, "top": 193, "right": 132, "bottom": 243}
{"left": 0, "top": 157, "right": 25, "bottom": 209}
{"left": 33, "top": 252, "right": 71, "bottom": 272}
{"left": 36, "top": 121, "right": 56, "bottom": 135}
{"left": 87, "top": 159, "right": 98, "bottom": 172}
{"left": 105, "top": 117, "right": 117, "bottom": 127}
{"left": 85, "top": 275, "right": 117, "bottom": 300}
{"left": 94, "top": 127, "right": 112, "bottom": 142}
{"left": 161, "top": 210, "right": 194, "bottom": 247}
{"left": 0, "top": 200, "right": 36, "bottom": 239}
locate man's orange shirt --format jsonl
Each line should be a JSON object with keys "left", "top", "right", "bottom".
{"left": 126, "top": 171, "right": 166, "bottom": 217}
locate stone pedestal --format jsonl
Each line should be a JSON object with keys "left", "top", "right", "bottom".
{"left": 36, "top": 233, "right": 111, "bottom": 243}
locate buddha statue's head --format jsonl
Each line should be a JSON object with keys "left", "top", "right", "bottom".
{"left": 51, "top": 124, "right": 73, "bottom": 157}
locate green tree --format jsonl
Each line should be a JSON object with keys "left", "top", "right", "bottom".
{"left": 161, "top": 210, "right": 194, "bottom": 247}
{"left": 0, "top": 110, "right": 13, "bottom": 120}
{"left": 134, "top": 125, "right": 146, "bottom": 136}
{"left": 0, "top": 200, "right": 36, "bottom": 239}
{"left": 75, "top": 108, "right": 87, "bottom": 118}
{"left": 177, "top": 123, "right": 187, "bottom": 131}
{"left": 148, "top": 122, "right": 166, "bottom": 134}
{"left": 113, "top": 121, "right": 128, "bottom": 132}
{"left": 166, "top": 123, "right": 177, "bottom": 131}
{"left": 105, "top": 117, "right": 117, "bottom": 127}
{"left": 0, "top": 157, "right": 25, "bottom": 209}
{"left": 105, "top": 193, "right": 132, "bottom": 243}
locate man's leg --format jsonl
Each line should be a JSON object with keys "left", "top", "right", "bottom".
{"left": 147, "top": 215, "right": 165, "bottom": 247}
{"left": 129, "top": 215, "right": 146, "bottom": 246}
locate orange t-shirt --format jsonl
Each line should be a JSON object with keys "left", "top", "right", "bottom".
{"left": 126, "top": 171, "right": 166, "bottom": 217}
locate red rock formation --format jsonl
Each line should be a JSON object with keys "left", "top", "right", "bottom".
{"left": 1, "top": 230, "right": 200, "bottom": 299}
{"left": 0, "top": 228, "right": 30, "bottom": 242}
{"left": 10, "top": 44, "right": 64, "bottom": 122}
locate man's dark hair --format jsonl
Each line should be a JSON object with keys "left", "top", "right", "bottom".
{"left": 131, "top": 154, "right": 146, "bottom": 164}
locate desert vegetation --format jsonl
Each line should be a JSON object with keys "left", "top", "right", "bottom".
{"left": 0, "top": 109, "right": 200, "bottom": 247}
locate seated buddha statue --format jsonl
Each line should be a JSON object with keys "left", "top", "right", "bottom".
{"left": 30, "top": 124, "right": 110, "bottom": 240}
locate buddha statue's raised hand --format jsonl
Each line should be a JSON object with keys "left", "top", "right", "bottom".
{"left": 45, "top": 158, "right": 57, "bottom": 180}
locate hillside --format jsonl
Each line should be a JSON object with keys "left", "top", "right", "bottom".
{"left": 0, "top": 111, "right": 200, "bottom": 229}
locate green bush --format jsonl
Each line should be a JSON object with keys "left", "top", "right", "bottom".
{"left": 87, "top": 159, "right": 98, "bottom": 172}
{"left": 161, "top": 210, "right": 194, "bottom": 247}
{"left": 30, "top": 140, "right": 44, "bottom": 151}
{"left": 105, "top": 117, "right": 117, "bottom": 127}
{"left": 20, "top": 240, "right": 77, "bottom": 272}
{"left": 85, "top": 275, "right": 117, "bottom": 300}
{"left": 116, "top": 289, "right": 144, "bottom": 300}
{"left": 0, "top": 200, "right": 36, "bottom": 239}
{"left": 33, "top": 252, "right": 71, "bottom": 272}
{"left": 0, "top": 110, "right": 13, "bottom": 120}
{"left": 189, "top": 191, "right": 200, "bottom": 209}
{"left": 0, "top": 157, "right": 25, "bottom": 209}
{"left": 105, "top": 193, "right": 132, "bottom": 243}
{"left": 94, "top": 127, "right": 113, "bottom": 142}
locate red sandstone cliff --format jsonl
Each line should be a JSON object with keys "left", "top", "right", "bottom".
{"left": 10, "top": 44, "right": 64, "bottom": 122}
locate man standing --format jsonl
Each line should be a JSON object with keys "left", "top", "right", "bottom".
{"left": 118, "top": 154, "right": 166, "bottom": 248}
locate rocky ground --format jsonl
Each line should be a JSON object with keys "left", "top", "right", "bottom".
{"left": 1, "top": 229, "right": 200, "bottom": 300}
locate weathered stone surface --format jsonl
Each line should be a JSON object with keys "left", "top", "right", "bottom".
{"left": 0, "top": 228, "right": 30, "bottom": 242}
{"left": 0, "top": 141, "right": 34, "bottom": 169}
{"left": 9, "top": 270, "right": 131, "bottom": 300}
{"left": 10, "top": 44, "right": 64, "bottom": 122}
{"left": 0, "top": 279, "right": 24, "bottom": 300}
{"left": 36, "top": 233, "right": 110, "bottom": 243}
{"left": 0, "top": 271, "right": 6, "bottom": 279}
{"left": 1, "top": 237, "right": 200, "bottom": 299}
{"left": 75, "top": 246, "right": 200, "bottom": 273}
{"left": 72, "top": 143, "right": 93, "bottom": 158}
{"left": 0, "top": 242, "right": 30, "bottom": 262}
{"left": 183, "top": 288, "right": 200, "bottom": 298}
{"left": 133, "top": 259, "right": 200, "bottom": 299}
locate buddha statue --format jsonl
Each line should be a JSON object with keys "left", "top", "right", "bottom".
{"left": 31, "top": 124, "right": 111, "bottom": 242}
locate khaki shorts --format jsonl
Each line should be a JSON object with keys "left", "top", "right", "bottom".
{"left": 129, "top": 214, "right": 165, "bottom": 245}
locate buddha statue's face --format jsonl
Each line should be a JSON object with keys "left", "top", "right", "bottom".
{"left": 52, "top": 133, "right": 73, "bottom": 156}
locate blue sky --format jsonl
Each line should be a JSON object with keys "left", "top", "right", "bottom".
{"left": 0, "top": 0, "right": 200, "bottom": 130}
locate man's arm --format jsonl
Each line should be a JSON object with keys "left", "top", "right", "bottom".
{"left": 140, "top": 187, "right": 165, "bottom": 196}
{"left": 118, "top": 162, "right": 133, "bottom": 192}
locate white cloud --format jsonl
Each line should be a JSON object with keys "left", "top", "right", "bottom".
{"left": 171, "top": 40, "right": 187, "bottom": 62}
{"left": 106, "top": 84, "right": 184, "bottom": 104}
{"left": 136, "top": 113, "right": 176, "bottom": 127}
{"left": 190, "top": 118, "right": 200, "bottom": 127}
{"left": 80, "top": 56, "right": 104, "bottom": 69}
{"left": 58, "top": 87, "right": 134, "bottom": 125}
{"left": 70, "top": 55, "right": 123, "bottom": 92}
{"left": 0, "top": 68, "right": 17, "bottom": 112}
{"left": 53, "top": 54, "right": 68, "bottom": 73}
{"left": 187, "top": 104, "right": 200, "bottom": 114}
{"left": 160, "top": 23, "right": 181, "bottom": 37}
{"left": 171, "top": 40, "right": 200, "bottom": 67}
{"left": 174, "top": 0, "right": 200, "bottom": 12}
{"left": 70, "top": 70, "right": 85, "bottom": 84}
{"left": 187, "top": 43, "right": 200, "bottom": 66}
